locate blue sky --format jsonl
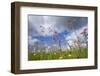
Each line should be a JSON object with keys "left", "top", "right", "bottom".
{"left": 30, "top": 30, "right": 69, "bottom": 46}
{"left": 28, "top": 15, "right": 88, "bottom": 50}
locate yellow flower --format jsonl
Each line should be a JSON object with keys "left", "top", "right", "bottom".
{"left": 59, "top": 56, "right": 63, "bottom": 59}
{"left": 68, "top": 54, "right": 71, "bottom": 57}
{"left": 54, "top": 53, "right": 56, "bottom": 55}
{"left": 33, "top": 53, "right": 36, "bottom": 56}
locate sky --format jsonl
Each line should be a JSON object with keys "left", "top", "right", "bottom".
{"left": 28, "top": 15, "right": 88, "bottom": 51}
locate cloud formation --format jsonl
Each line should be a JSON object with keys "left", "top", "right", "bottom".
{"left": 28, "top": 15, "right": 87, "bottom": 36}
{"left": 28, "top": 15, "right": 88, "bottom": 51}
{"left": 65, "top": 25, "right": 88, "bottom": 41}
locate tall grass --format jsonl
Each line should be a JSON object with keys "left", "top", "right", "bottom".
{"left": 28, "top": 48, "right": 88, "bottom": 61}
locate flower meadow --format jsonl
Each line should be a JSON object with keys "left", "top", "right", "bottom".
{"left": 28, "top": 15, "right": 88, "bottom": 60}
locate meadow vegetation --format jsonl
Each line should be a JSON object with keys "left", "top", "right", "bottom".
{"left": 28, "top": 47, "right": 88, "bottom": 60}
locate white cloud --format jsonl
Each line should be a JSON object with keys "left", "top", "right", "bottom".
{"left": 28, "top": 15, "right": 87, "bottom": 37}
{"left": 28, "top": 36, "right": 40, "bottom": 46}
{"left": 29, "top": 16, "right": 66, "bottom": 36}
{"left": 65, "top": 25, "right": 88, "bottom": 41}
{"left": 65, "top": 25, "right": 88, "bottom": 47}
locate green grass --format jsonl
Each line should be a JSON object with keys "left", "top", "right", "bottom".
{"left": 28, "top": 48, "right": 88, "bottom": 61}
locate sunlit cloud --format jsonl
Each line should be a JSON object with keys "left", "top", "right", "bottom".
{"left": 65, "top": 25, "right": 88, "bottom": 41}
{"left": 65, "top": 25, "right": 88, "bottom": 47}
{"left": 28, "top": 15, "right": 87, "bottom": 36}
{"left": 28, "top": 15, "right": 88, "bottom": 52}
{"left": 28, "top": 36, "right": 40, "bottom": 46}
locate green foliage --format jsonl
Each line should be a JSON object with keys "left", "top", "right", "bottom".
{"left": 28, "top": 48, "right": 88, "bottom": 61}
